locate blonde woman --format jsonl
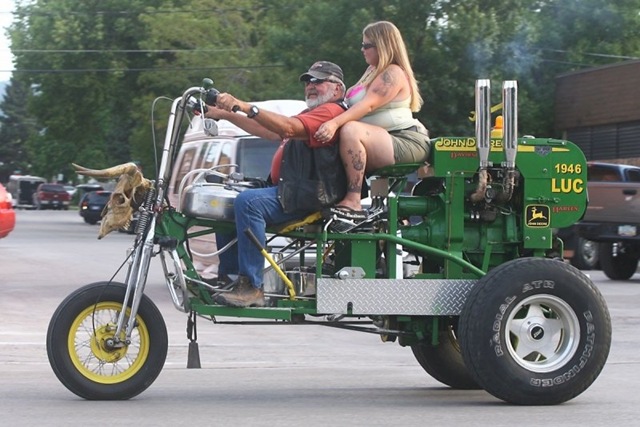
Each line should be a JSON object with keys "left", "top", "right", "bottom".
{"left": 315, "top": 21, "right": 430, "bottom": 221}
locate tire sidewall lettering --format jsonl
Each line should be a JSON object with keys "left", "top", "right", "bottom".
{"left": 460, "top": 258, "right": 611, "bottom": 404}
{"left": 492, "top": 295, "right": 516, "bottom": 357}
{"left": 491, "top": 280, "right": 596, "bottom": 388}
{"left": 522, "top": 279, "right": 555, "bottom": 293}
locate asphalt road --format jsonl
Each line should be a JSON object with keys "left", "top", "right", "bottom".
{"left": 1, "top": 210, "right": 640, "bottom": 426}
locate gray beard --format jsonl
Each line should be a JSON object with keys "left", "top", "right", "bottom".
{"left": 306, "top": 91, "right": 333, "bottom": 109}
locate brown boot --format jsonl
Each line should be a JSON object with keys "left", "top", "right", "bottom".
{"left": 216, "top": 275, "right": 265, "bottom": 307}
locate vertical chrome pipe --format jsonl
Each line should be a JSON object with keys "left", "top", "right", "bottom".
{"left": 475, "top": 79, "right": 491, "bottom": 168}
{"left": 471, "top": 79, "right": 491, "bottom": 203}
{"left": 502, "top": 81, "right": 518, "bottom": 169}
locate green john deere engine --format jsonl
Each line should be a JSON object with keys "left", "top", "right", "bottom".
{"left": 399, "top": 80, "right": 587, "bottom": 277}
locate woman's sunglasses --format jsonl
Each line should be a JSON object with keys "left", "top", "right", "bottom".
{"left": 361, "top": 42, "right": 376, "bottom": 50}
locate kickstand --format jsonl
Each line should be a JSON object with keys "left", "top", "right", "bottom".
{"left": 186, "top": 311, "right": 201, "bottom": 369}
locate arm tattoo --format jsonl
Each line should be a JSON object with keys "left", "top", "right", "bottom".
{"left": 372, "top": 70, "right": 395, "bottom": 97}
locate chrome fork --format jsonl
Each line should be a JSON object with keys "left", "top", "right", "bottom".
{"left": 111, "top": 84, "right": 210, "bottom": 342}
{"left": 113, "top": 215, "right": 157, "bottom": 343}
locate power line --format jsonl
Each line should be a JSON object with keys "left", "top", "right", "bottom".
{"left": 0, "top": 64, "right": 286, "bottom": 74}
{"left": 0, "top": 7, "right": 272, "bottom": 16}
{"left": 537, "top": 48, "right": 640, "bottom": 61}
{"left": 10, "top": 48, "right": 243, "bottom": 53}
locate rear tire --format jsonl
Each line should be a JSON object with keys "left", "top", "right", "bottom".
{"left": 411, "top": 318, "right": 480, "bottom": 389}
{"left": 47, "top": 282, "right": 168, "bottom": 400}
{"left": 598, "top": 242, "right": 639, "bottom": 280}
{"left": 459, "top": 258, "right": 611, "bottom": 405}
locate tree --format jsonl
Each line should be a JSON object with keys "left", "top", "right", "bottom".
{"left": 11, "top": 0, "right": 168, "bottom": 180}
{"left": 0, "top": 76, "right": 37, "bottom": 181}
{"left": 129, "top": 0, "right": 279, "bottom": 173}
{"left": 5, "top": 0, "right": 640, "bottom": 181}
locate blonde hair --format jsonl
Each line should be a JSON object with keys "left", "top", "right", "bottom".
{"left": 359, "top": 21, "right": 423, "bottom": 112}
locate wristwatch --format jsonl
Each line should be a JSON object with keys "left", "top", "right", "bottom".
{"left": 247, "top": 105, "right": 259, "bottom": 119}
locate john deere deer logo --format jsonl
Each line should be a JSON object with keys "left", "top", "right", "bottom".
{"left": 526, "top": 205, "right": 550, "bottom": 227}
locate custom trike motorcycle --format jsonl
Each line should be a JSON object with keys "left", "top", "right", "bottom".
{"left": 47, "top": 79, "right": 611, "bottom": 405}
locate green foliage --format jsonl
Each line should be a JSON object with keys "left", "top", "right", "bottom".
{"left": 0, "top": 76, "right": 36, "bottom": 180}
{"left": 3, "top": 0, "right": 640, "bottom": 180}
{"left": 129, "top": 0, "right": 276, "bottom": 172}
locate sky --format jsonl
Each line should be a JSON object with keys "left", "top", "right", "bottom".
{"left": 0, "top": 1, "right": 15, "bottom": 82}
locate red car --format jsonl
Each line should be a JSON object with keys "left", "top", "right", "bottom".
{"left": 0, "top": 183, "right": 16, "bottom": 239}
{"left": 33, "top": 183, "right": 71, "bottom": 210}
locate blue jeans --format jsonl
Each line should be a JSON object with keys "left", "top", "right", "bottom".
{"left": 216, "top": 186, "right": 303, "bottom": 289}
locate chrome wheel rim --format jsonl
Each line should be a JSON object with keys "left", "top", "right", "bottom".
{"left": 505, "top": 294, "right": 580, "bottom": 373}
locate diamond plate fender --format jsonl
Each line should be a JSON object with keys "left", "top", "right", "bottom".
{"left": 316, "top": 278, "right": 477, "bottom": 315}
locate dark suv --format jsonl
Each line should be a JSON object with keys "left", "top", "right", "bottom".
{"left": 33, "top": 183, "right": 71, "bottom": 210}
{"left": 79, "top": 190, "right": 112, "bottom": 224}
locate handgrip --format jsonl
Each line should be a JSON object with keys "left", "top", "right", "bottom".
{"left": 204, "top": 88, "right": 219, "bottom": 105}
{"left": 204, "top": 88, "right": 239, "bottom": 113}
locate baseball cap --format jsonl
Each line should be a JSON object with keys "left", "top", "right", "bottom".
{"left": 299, "top": 61, "right": 344, "bottom": 83}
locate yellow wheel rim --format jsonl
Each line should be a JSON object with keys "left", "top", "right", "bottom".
{"left": 68, "top": 301, "right": 151, "bottom": 384}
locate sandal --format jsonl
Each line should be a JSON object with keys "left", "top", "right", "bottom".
{"left": 328, "top": 217, "right": 365, "bottom": 233}
{"left": 323, "top": 205, "right": 367, "bottom": 221}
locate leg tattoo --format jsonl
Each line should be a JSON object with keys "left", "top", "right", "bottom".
{"left": 345, "top": 149, "right": 365, "bottom": 194}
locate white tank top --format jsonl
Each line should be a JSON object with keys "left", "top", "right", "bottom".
{"left": 346, "top": 84, "right": 418, "bottom": 131}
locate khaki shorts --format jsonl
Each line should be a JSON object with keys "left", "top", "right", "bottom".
{"left": 389, "top": 126, "right": 431, "bottom": 163}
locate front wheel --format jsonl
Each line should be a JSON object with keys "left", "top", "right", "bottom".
{"left": 459, "top": 258, "right": 611, "bottom": 405}
{"left": 47, "top": 282, "right": 168, "bottom": 400}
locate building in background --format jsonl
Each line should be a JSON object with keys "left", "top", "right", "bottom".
{"left": 555, "top": 59, "right": 640, "bottom": 165}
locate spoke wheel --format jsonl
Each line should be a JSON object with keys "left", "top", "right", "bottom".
{"left": 47, "top": 282, "right": 168, "bottom": 400}
{"left": 68, "top": 302, "right": 151, "bottom": 384}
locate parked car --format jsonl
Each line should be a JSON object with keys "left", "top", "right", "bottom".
{"left": 33, "top": 183, "right": 72, "bottom": 210}
{"left": 0, "top": 183, "right": 16, "bottom": 239}
{"left": 558, "top": 161, "right": 640, "bottom": 272}
{"left": 6, "top": 174, "right": 46, "bottom": 209}
{"left": 575, "top": 161, "right": 640, "bottom": 278}
{"left": 63, "top": 185, "right": 77, "bottom": 199}
{"left": 79, "top": 190, "right": 112, "bottom": 224}
{"left": 76, "top": 183, "right": 104, "bottom": 193}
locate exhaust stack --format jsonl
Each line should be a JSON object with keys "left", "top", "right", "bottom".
{"left": 475, "top": 79, "right": 491, "bottom": 169}
{"left": 470, "top": 79, "right": 491, "bottom": 203}
{"left": 502, "top": 81, "right": 518, "bottom": 169}
{"left": 501, "top": 80, "right": 518, "bottom": 200}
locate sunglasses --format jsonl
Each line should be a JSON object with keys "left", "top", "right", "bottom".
{"left": 361, "top": 42, "right": 376, "bottom": 50}
{"left": 304, "top": 77, "right": 332, "bottom": 86}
